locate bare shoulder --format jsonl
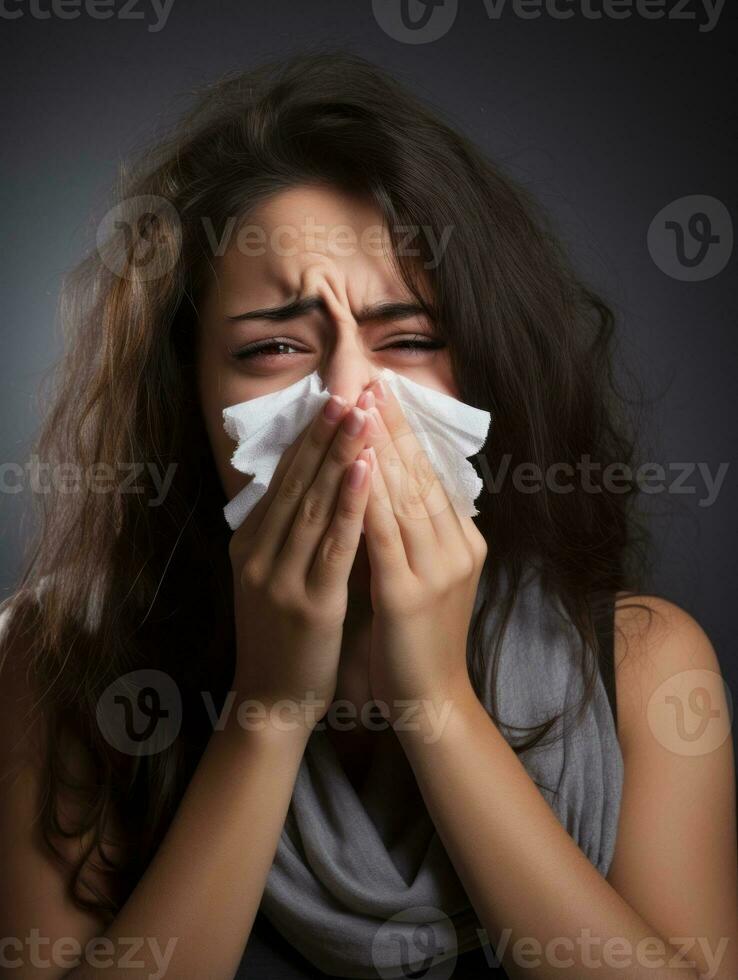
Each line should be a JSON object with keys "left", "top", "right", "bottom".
{"left": 613, "top": 591, "right": 720, "bottom": 669}
{"left": 611, "top": 592, "right": 730, "bottom": 757}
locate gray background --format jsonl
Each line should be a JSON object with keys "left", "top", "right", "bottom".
{"left": 1, "top": 3, "right": 736, "bottom": 759}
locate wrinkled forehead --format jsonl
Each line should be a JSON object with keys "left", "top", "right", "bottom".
{"left": 204, "top": 183, "right": 427, "bottom": 309}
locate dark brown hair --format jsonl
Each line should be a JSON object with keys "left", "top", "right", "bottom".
{"left": 0, "top": 47, "right": 654, "bottom": 921}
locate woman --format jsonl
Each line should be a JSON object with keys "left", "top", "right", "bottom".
{"left": 0, "top": 50, "right": 735, "bottom": 980}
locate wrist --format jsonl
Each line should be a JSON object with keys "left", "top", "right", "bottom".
{"left": 220, "top": 690, "right": 318, "bottom": 748}
{"left": 391, "top": 675, "right": 480, "bottom": 748}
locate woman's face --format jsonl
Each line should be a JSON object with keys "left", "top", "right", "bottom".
{"left": 196, "top": 183, "right": 458, "bottom": 581}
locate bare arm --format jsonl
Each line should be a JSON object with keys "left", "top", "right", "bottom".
{"left": 67, "top": 716, "right": 310, "bottom": 980}
{"left": 0, "top": 630, "right": 310, "bottom": 980}
{"left": 393, "top": 597, "right": 737, "bottom": 980}
{"left": 352, "top": 377, "right": 737, "bottom": 980}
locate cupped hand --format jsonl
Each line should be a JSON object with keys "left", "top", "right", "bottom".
{"left": 228, "top": 394, "right": 376, "bottom": 734}
{"left": 358, "top": 377, "right": 488, "bottom": 725}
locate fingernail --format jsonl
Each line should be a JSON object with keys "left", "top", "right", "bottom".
{"left": 323, "top": 395, "right": 346, "bottom": 421}
{"left": 343, "top": 407, "right": 365, "bottom": 437}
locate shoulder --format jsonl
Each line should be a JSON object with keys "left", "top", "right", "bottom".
{"left": 612, "top": 591, "right": 722, "bottom": 678}
{"left": 611, "top": 592, "right": 730, "bottom": 757}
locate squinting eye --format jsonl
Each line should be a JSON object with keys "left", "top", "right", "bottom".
{"left": 383, "top": 336, "right": 446, "bottom": 355}
{"left": 230, "top": 334, "right": 446, "bottom": 362}
{"left": 230, "top": 340, "right": 307, "bottom": 361}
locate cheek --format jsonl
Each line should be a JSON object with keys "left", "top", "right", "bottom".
{"left": 196, "top": 348, "right": 255, "bottom": 501}
{"left": 415, "top": 356, "right": 458, "bottom": 400}
{"left": 443, "top": 361, "right": 460, "bottom": 401}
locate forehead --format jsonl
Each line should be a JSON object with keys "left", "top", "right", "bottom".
{"left": 210, "top": 183, "right": 417, "bottom": 304}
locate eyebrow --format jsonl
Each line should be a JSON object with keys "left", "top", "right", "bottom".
{"left": 225, "top": 295, "right": 429, "bottom": 324}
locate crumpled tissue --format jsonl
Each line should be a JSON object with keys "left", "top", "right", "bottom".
{"left": 222, "top": 367, "right": 492, "bottom": 532}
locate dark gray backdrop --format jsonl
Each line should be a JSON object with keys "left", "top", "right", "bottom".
{"left": 1, "top": 2, "right": 735, "bottom": 759}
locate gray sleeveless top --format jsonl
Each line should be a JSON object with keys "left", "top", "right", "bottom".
{"left": 246, "top": 563, "right": 624, "bottom": 979}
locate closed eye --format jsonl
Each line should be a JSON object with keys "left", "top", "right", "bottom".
{"left": 382, "top": 336, "right": 446, "bottom": 355}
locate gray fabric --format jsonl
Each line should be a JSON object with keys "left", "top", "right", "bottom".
{"left": 258, "top": 562, "right": 624, "bottom": 978}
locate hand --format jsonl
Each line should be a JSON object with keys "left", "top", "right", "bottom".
{"left": 359, "top": 377, "right": 487, "bottom": 725}
{"left": 228, "top": 394, "right": 375, "bottom": 734}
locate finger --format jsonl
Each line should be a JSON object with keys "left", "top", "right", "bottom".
{"left": 361, "top": 444, "right": 409, "bottom": 578}
{"left": 368, "top": 377, "right": 466, "bottom": 548}
{"left": 306, "top": 446, "right": 373, "bottom": 597}
{"left": 459, "top": 514, "right": 489, "bottom": 566}
{"left": 278, "top": 406, "right": 375, "bottom": 579}
{"left": 363, "top": 399, "right": 438, "bottom": 573}
{"left": 237, "top": 392, "right": 351, "bottom": 565}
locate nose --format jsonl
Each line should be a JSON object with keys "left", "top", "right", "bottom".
{"left": 318, "top": 331, "right": 379, "bottom": 408}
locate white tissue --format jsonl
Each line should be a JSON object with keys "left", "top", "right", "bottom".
{"left": 222, "top": 367, "right": 492, "bottom": 532}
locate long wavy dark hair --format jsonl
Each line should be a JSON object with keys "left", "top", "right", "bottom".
{"left": 0, "top": 47, "right": 654, "bottom": 922}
